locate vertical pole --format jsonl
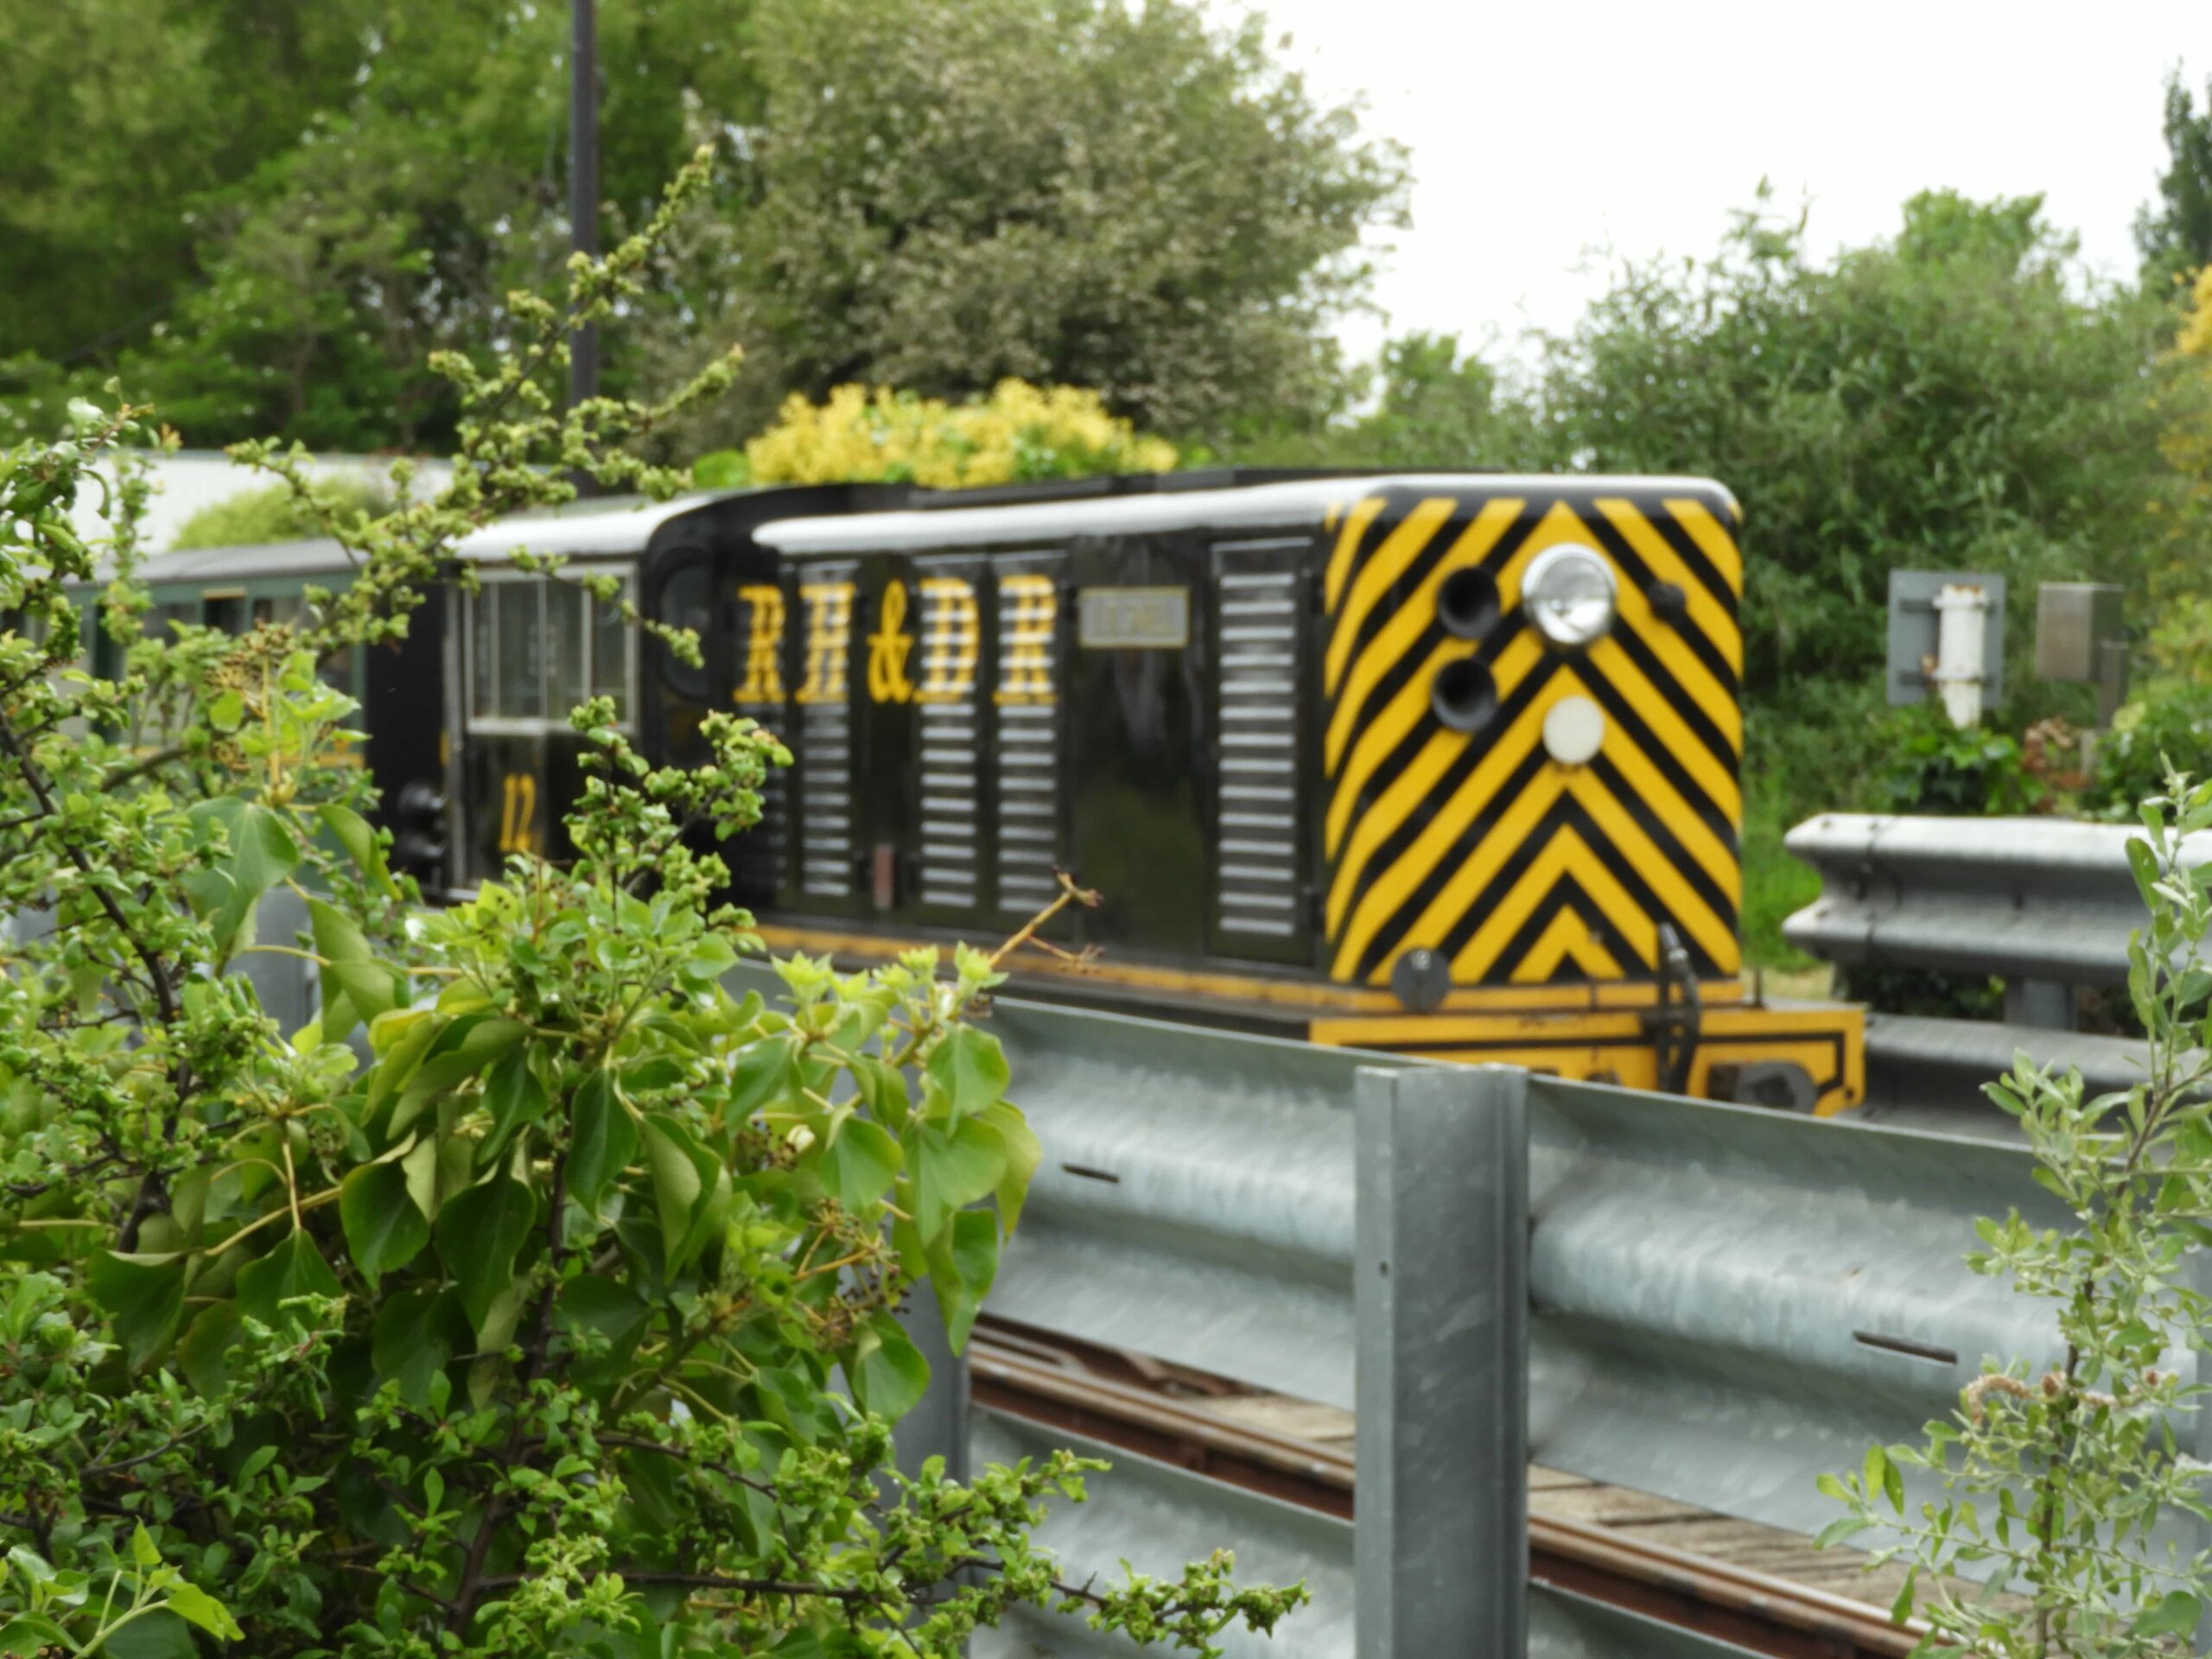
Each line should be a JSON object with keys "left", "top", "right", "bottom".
{"left": 893, "top": 1280, "right": 971, "bottom": 1486}
{"left": 1930, "top": 583, "right": 1987, "bottom": 729}
{"left": 1356, "top": 1065, "right": 1529, "bottom": 1658}
{"left": 568, "top": 0, "right": 601, "bottom": 416}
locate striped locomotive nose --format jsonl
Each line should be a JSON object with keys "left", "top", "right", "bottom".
{"left": 1322, "top": 488, "right": 1745, "bottom": 992}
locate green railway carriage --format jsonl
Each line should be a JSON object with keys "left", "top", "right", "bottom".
{"left": 74, "top": 539, "right": 451, "bottom": 880}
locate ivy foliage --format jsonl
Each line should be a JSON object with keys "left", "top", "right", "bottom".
{"left": 1823, "top": 772, "right": 2212, "bottom": 1655}
{"left": 0, "top": 159, "right": 1300, "bottom": 1657}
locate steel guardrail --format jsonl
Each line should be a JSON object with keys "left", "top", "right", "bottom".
{"left": 977, "top": 993, "right": 2067, "bottom": 1540}
{"left": 726, "top": 960, "right": 2209, "bottom": 1654}
{"left": 1780, "top": 812, "right": 2186, "bottom": 986}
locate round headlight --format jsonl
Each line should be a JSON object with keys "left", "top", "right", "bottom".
{"left": 1522, "top": 543, "right": 1617, "bottom": 650}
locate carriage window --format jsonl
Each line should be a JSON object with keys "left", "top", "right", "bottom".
{"left": 471, "top": 585, "right": 499, "bottom": 717}
{"left": 589, "top": 591, "right": 629, "bottom": 718}
{"left": 467, "top": 573, "right": 633, "bottom": 727}
{"left": 546, "top": 582, "right": 588, "bottom": 714}
{"left": 494, "top": 582, "right": 545, "bottom": 719}
{"left": 251, "top": 594, "right": 308, "bottom": 630}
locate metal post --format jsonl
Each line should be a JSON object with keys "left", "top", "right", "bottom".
{"left": 1355, "top": 1065, "right": 1529, "bottom": 1657}
{"left": 568, "top": 0, "right": 601, "bottom": 414}
{"left": 1930, "top": 582, "right": 1989, "bottom": 728}
{"left": 893, "top": 1280, "right": 970, "bottom": 1485}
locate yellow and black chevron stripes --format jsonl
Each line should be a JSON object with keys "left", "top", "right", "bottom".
{"left": 1323, "top": 487, "right": 1745, "bottom": 989}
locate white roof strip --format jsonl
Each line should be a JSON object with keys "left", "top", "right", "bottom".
{"left": 754, "top": 474, "right": 1732, "bottom": 556}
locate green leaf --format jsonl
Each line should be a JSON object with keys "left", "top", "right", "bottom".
{"left": 86, "top": 1252, "right": 188, "bottom": 1368}
{"left": 189, "top": 798, "right": 302, "bottom": 955}
{"left": 371, "top": 1287, "right": 467, "bottom": 1407}
{"left": 163, "top": 1581, "right": 244, "bottom": 1640}
{"left": 478, "top": 1048, "right": 550, "bottom": 1166}
{"left": 2133, "top": 1591, "right": 2201, "bottom": 1638}
{"left": 1866, "top": 1451, "right": 1902, "bottom": 1513}
{"left": 926, "top": 1026, "right": 1010, "bottom": 1121}
{"left": 101, "top": 1608, "right": 195, "bottom": 1659}
{"left": 979, "top": 1100, "right": 1040, "bottom": 1234}
{"left": 340, "top": 1160, "right": 430, "bottom": 1287}
{"left": 727, "top": 1036, "right": 796, "bottom": 1117}
{"left": 235, "top": 1230, "right": 341, "bottom": 1331}
{"left": 177, "top": 1303, "right": 245, "bottom": 1397}
{"left": 641, "top": 1113, "right": 730, "bottom": 1274}
{"left": 207, "top": 689, "right": 245, "bottom": 732}
{"left": 853, "top": 1311, "right": 931, "bottom": 1421}
{"left": 0, "top": 1617, "right": 72, "bottom": 1658}
{"left": 309, "top": 897, "right": 397, "bottom": 1041}
{"left": 435, "top": 1175, "right": 537, "bottom": 1334}
{"left": 821, "top": 1116, "right": 902, "bottom": 1209}
{"left": 907, "top": 1115, "right": 1006, "bottom": 1243}
{"left": 318, "top": 800, "right": 398, "bottom": 898}
{"left": 566, "top": 1071, "right": 637, "bottom": 1216}
{"left": 1887, "top": 1565, "right": 1919, "bottom": 1625}
{"left": 925, "top": 1208, "right": 1001, "bottom": 1352}
{"left": 852, "top": 1054, "right": 911, "bottom": 1134}
{"left": 1880, "top": 1449, "right": 1906, "bottom": 1514}
{"left": 385, "top": 1017, "right": 527, "bottom": 1138}
{"left": 131, "top": 1522, "right": 162, "bottom": 1569}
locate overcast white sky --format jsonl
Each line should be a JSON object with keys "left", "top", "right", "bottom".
{"left": 1221, "top": 0, "right": 2207, "bottom": 367}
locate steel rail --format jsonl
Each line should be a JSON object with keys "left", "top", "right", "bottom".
{"left": 970, "top": 1329, "right": 1922, "bottom": 1659}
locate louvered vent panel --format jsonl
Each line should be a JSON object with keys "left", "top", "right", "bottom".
{"left": 993, "top": 564, "right": 1062, "bottom": 913}
{"left": 1215, "top": 549, "right": 1304, "bottom": 941}
{"left": 795, "top": 564, "right": 856, "bottom": 899}
{"left": 917, "top": 575, "right": 982, "bottom": 910}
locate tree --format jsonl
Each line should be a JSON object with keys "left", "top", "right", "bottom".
{"left": 650, "top": 0, "right": 1407, "bottom": 448}
{"left": 2, "top": 0, "right": 1402, "bottom": 456}
{"left": 1222, "top": 330, "right": 1520, "bottom": 470}
{"left": 2137, "top": 70, "right": 2212, "bottom": 289}
{"left": 1824, "top": 769, "right": 2212, "bottom": 1655}
{"left": 0, "top": 159, "right": 1299, "bottom": 1656}
{"left": 1525, "top": 188, "right": 2172, "bottom": 706}
{"left": 0, "top": 0, "right": 765, "bottom": 452}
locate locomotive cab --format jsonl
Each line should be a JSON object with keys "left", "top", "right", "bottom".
{"left": 737, "top": 474, "right": 1863, "bottom": 1113}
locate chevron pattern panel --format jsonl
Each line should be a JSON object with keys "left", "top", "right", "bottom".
{"left": 1322, "top": 486, "right": 1745, "bottom": 988}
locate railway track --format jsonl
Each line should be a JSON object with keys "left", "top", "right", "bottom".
{"left": 971, "top": 1318, "right": 1923, "bottom": 1659}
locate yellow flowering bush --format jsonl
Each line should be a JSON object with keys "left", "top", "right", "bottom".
{"left": 2141, "top": 266, "right": 2212, "bottom": 679}
{"left": 741, "top": 379, "right": 1178, "bottom": 488}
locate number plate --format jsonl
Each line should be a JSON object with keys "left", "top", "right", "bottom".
{"left": 1077, "top": 587, "right": 1190, "bottom": 649}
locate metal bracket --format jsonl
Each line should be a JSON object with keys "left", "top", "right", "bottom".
{"left": 1641, "top": 922, "right": 1701, "bottom": 1096}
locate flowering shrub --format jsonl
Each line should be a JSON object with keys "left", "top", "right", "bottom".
{"left": 738, "top": 379, "right": 1178, "bottom": 489}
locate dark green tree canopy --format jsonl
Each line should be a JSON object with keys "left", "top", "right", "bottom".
{"left": 1520, "top": 188, "right": 2174, "bottom": 702}
{"left": 679, "top": 0, "right": 1406, "bottom": 442}
{"left": 0, "top": 0, "right": 1402, "bottom": 454}
{"left": 2138, "top": 69, "right": 2212, "bottom": 286}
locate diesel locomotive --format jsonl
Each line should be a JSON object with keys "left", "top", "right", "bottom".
{"left": 110, "top": 471, "right": 1865, "bottom": 1113}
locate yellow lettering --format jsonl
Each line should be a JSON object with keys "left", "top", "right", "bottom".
{"left": 866, "top": 579, "right": 915, "bottom": 704}
{"left": 734, "top": 584, "right": 786, "bottom": 703}
{"left": 793, "top": 582, "right": 854, "bottom": 705}
{"left": 498, "top": 772, "right": 538, "bottom": 855}
{"left": 915, "top": 576, "right": 980, "bottom": 703}
{"left": 994, "top": 574, "right": 1057, "bottom": 706}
